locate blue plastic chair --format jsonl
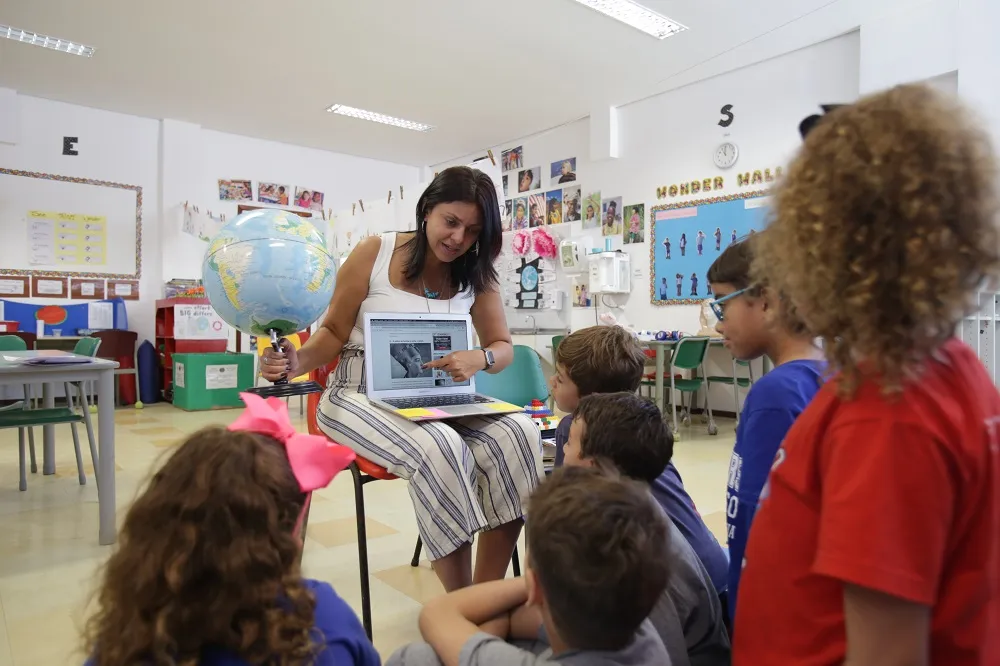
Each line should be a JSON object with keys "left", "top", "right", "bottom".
{"left": 476, "top": 344, "right": 549, "bottom": 406}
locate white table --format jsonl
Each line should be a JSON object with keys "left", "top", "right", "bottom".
{"left": 0, "top": 352, "right": 119, "bottom": 545}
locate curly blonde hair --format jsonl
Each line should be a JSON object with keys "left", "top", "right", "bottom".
{"left": 754, "top": 84, "right": 1000, "bottom": 395}
{"left": 82, "top": 427, "right": 317, "bottom": 666}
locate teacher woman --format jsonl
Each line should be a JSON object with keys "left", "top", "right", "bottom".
{"left": 261, "top": 166, "right": 543, "bottom": 591}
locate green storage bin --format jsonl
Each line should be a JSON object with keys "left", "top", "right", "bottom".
{"left": 172, "top": 352, "right": 255, "bottom": 411}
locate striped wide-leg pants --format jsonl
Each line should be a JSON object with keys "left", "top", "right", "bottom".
{"left": 316, "top": 348, "right": 543, "bottom": 560}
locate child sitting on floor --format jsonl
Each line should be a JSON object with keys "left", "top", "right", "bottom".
{"left": 706, "top": 232, "right": 824, "bottom": 629}
{"left": 551, "top": 326, "right": 729, "bottom": 596}
{"left": 82, "top": 393, "right": 380, "bottom": 666}
{"left": 563, "top": 391, "right": 731, "bottom": 666}
{"left": 387, "top": 465, "right": 671, "bottom": 666}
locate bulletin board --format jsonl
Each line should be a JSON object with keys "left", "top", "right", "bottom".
{"left": 0, "top": 168, "right": 142, "bottom": 279}
{"left": 649, "top": 191, "right": 770, "bottom": 305}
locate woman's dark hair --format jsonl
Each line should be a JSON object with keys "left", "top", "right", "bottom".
{"left": 403, "top": 165, "right": 502, "bottom": 296}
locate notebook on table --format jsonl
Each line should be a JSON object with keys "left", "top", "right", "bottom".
{"left": 362, "top": 312, "right": 523, "bottom": 422}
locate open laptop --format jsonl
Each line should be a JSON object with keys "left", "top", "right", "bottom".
{"left": 363, "top": 312, "right": 524, "bottom": 421}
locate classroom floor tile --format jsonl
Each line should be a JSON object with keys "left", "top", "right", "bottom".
{"left": 0, "top": 401, "right": 735, "bottom": 662}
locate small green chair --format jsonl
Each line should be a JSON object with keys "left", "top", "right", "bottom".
{"left": 707, "top": 358, "right": 755, "bottom": 422}
{"left": 476, "top": 345, "right": 549, "bottom": 407}
{"left": 665, "top": 337, "right": 718, "bottom": 438}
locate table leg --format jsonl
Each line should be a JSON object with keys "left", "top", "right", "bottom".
{"left": 42, "top": 382, "right": 55, "bottom": 474}
{"left": 96, "top": 369, "right": 117, "bottom": 546}
{"left": 655, "top": 347, "right": 665, "bottom": 414}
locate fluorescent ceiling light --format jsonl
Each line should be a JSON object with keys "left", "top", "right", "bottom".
{"left": 0, "top": 24, "right": 95, "bottom": 57}
{"left": 569, "top": 0, "right": 687, "bottom": 40}
{"left": 326, "top": 104, "right": 434, "bottom": 132}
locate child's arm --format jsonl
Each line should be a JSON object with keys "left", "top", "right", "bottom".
{"left": 418, "top": 578, "right": 529, "bottom": 666}
{"left": 843, "top": 584, "right": 929, "bottom": 666}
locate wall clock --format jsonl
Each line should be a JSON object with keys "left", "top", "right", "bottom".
{"left": 714, "top": 142, "right": 739, "bottom": 169}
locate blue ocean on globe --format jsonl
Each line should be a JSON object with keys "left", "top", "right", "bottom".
{"left": 202, "top": 209, "right": 336, "bottom": 337}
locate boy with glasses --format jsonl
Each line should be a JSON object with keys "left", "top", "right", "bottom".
{"left": 707, "top": 233, "right": 824, "bottom": 629}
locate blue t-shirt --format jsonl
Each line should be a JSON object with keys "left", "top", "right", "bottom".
{"left": 725, "top": 359, "right": 824, "bottom": 628}
{"left": 557, "top": 414, "right": 729, "bottom": 595}
{"left": 651, "top": 462, "right": 730, "bottom": 595}
{"left": 85, "top": 579, "right": 380, "bottom": 666}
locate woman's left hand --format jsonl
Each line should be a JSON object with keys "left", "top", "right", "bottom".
{"left": 423, "top": 350, "right": 487, "bottom": 383}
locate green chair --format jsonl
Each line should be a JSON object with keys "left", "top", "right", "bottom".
{"left": 707, "top": 358, "right": 755, "bottom": 422}
{"left": 72, "top": 337, "right": 102, "bottom": 406}
{"left": 476, "top": 344, "right": 549, "bottom": 407}
{"left": 663, "top": 337, "right": 718, "bottom": 439}
{"left": 0, "top": 336, "right": 38, "bottom": 468}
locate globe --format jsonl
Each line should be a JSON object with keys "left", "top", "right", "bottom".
{"left": 202, "top": 209, "right": 336, "bottom": 338}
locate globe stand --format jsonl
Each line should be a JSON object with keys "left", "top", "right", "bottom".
{"left": 246, "top": 330, "right": 325, "bottom": 399}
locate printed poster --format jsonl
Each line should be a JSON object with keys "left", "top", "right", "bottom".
{"left": 173, "top": 303, "right": 227, "bottom": 340}
{"left": 27, "top": 210, "right": 107, "bottom": 266}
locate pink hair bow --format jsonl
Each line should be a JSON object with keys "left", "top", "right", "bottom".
{"left": 229, "top": 392, "right": 355, "bottom": 492}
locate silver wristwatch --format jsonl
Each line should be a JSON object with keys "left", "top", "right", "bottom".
{"left": 483, "top": 349, "right": 495, "bottom": 370}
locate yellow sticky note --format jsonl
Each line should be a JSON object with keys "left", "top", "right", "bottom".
{"left": 487, "top": 402, "right": 522, "bottom": 412}
{"left": 398, "top": 407, "right": 435, "bottom": 418}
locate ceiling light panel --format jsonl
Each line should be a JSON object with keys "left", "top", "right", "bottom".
{"left": 0, "top": 24, "right": 95, "bottom": 57}
{"left": 569, "top": 0, "right": 687, "bottom": 40}
{"left": 326, "top": 104, "right": 434, "bottom": 132}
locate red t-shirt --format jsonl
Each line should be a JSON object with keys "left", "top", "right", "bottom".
{"left": 734, "top": 338, "right": 1000, "bottom": 665}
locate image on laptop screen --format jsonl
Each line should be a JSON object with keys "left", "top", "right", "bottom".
{"left": 369, "top": 317, "right": 472, "bottom": 392}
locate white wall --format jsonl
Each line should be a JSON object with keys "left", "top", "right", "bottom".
{"left": 160, "top": 126, "right": 419, "bottom": 280}
{"left": 0, "top": 94, "right": 162, "bottom": 343}
{"left": 1, "top": 92, "right": 421, "bottom": 347}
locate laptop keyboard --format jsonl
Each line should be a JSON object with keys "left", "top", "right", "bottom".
{"left": 384, "top": 394, "right": 493, "bottom": 409}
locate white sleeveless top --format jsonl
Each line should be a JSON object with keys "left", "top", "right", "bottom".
{"left": 347, "top": 232, "right": 476, "bottom": 347}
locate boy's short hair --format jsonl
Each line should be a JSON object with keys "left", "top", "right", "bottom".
{"left": 708, "top": 231, "right": 809, "bottom": 335}
{"left": 555, "top": 326, "right": 646, "bottom": 396}
{"left": 574, "top": 392, "right": 672, "bottom": 483}
{"left": 527, "top": 466, "right": 670, "bottom": 652}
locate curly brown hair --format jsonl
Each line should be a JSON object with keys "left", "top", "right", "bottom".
{"left": 754, "top": 84, "right": 1000, "bottom": 395}
{"left": 82, "top": 427, "right": 317, "bottom": 666}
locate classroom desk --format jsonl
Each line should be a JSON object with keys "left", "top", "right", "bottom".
{"left": 644, "top": 338, "right": 726, "bottom": 415}
{"left": 0, "top": 351, "right": 119, "bottom": 545}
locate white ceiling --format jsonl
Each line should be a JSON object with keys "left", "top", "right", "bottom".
{"left": 0, "top": 0, "right": 872, "bottom": 166}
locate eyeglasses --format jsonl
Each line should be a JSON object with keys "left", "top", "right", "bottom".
{"left": 709, "top": 288, "right": 749, "bottom": 322}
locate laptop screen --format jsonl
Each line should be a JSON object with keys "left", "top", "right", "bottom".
{"left": 368, "top": 317, "right": 472, "bottom": 392}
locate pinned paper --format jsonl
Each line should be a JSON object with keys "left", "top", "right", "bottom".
{"left": 397, "top": 407, "right": 435, "bottom": 418}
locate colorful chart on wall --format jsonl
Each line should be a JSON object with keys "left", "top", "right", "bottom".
{"left": 649, "top": 191, "right": 770, "bottom": 305}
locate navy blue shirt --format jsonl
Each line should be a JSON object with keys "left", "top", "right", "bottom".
{"left": 651, "top": 462, "right": 730, "bottom": 595}
{"left": 557, "top": 414, "right": 729, "bottom": 594}
{"left": 85, "top": 579, "right": 380, "bottom": 666}
{"left": 725, "top": 360, "right": 823, "bottom": 628}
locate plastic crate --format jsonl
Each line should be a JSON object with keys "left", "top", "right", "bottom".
{"left": 172, "top": 352, "right": 254, "bottom": 411}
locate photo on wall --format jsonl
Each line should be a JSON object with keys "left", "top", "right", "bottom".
{"left": 295, "top": 187, "right": 325, "bottom": 211}
{"left": 503, "top": 174, "right": 509, "bottom": 198}
{"left": 563, "top": 185, "right": 582, "bottom": 222}
{"left": 218, "top": 179, "right": 253, "bottom": 202}
{"left": 650, "top": 191, "right": 770, "bottom": 305}
{"left": 545, "top": 189, "right": 563, "bottom": 225}
{"left": 573, "top": 282, "right": 592, "bottom": 308}
{"left": 601, "top": 196, "right": 623, "bottom": 237}
{"left": 258, "top": 182, "right": 290, "bottom": 205}
{"left": 502, "top": 146, "right": 524, "bottom": 172}
{"left": 512, "top": 197, "right": 529, "bottom": 229}
{"left": 582, "top": 191, "right": 601, "bottom": 229}
{"left": 502, "top": 199, "right": 513, "bottom": 231}
{"left": 517, "top": 166, "right": 541, "bottom": 193}
{"left": 623, "top": 203, "right": 645, "bottom": 244}
{"left": 550, "top": 157, "right": 577, "bottom": 185}
{"left": 528, "top": 193, "right": 546, "bottom": 227}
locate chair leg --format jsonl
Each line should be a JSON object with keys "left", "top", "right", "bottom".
{"left": 27, "top": 427, "right": 37, "bottom": 473}
{"left": 671, "top": 374, "right": 679, "bottom": 436}
{"left": 351, "top": 462, "right": 374, "bottom": 640}
{"left": 512, "top": 545, "right": 521, "bottom": 577}
{"left": 731, "top": 359, "right": 740, "bottom": 423}
{"left": 411, "top": 537, "right": 423, "bottom": 567}
{"left": 65, "top": 384, "right": 87, "bottom": 485}
{"left": 77, "top": 383, "right": 100, "bottom": 488}
{"left": 18, "top": 429, "right": 27, "bottom": 491}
